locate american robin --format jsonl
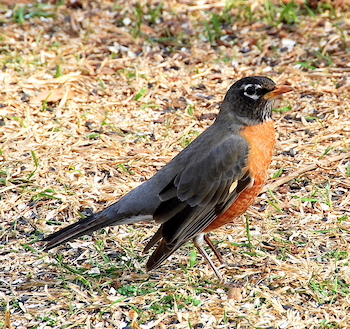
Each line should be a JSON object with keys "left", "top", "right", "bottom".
{"left": 43, "top": 76, "right": 292, "bottom": 281}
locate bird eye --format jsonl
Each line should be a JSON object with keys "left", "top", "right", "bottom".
{"left": 242, "top": 83, "right": 266, "bottom": 101}
{"left": 245, "top": 86, "right": 255, "bottom": 95}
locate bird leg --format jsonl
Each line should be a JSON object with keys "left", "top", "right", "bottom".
{"left": 193, "top": 234, "right": 223, "bottom": 282}
{"left": 203, "top": 235, "right": 225, "bottom": 264}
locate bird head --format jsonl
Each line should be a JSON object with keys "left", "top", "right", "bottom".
{"left": 220, "top": 76, "right": 293, "bottom": 125}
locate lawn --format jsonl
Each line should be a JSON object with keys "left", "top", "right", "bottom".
{"left": 1, "top": 0, "right": 350, "bottom": 328}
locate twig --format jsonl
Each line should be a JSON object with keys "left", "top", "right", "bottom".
{"left": 263, "top": 152, "right": 350, "bottom": 192}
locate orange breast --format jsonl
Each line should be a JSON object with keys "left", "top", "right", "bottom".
{"left": 204, "top": 120, "right": 276, "bottom": 232}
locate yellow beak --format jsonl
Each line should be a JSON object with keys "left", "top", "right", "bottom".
{"left": 264, "top": 85, "right": 293, "bottom": 100}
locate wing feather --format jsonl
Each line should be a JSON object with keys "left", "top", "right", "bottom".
{"left": 146, "top": 135, "right": 253, "bottom": 270}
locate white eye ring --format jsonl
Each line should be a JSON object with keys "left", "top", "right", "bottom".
{"left": 243, "top": 84, "right": 262, "bottom": 100}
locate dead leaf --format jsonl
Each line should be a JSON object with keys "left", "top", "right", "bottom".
{"left": 30, "top": 89, "right": 74, "bottom": 104}
{"left": 4, "top": 308, "right": 13, "bottom": 329}
{"left": 228, "top": 287, "right": 243, "bottom": 302}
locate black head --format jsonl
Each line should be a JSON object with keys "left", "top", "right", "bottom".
{"left": 220, "top": 76, "right": 292, "bottom": 125}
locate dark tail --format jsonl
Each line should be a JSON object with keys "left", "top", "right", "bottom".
{"left": 43, "top": 198, "right": 154, "bottom": 250}
{"left": 43, "top": 212, "right": 113, "bottom": 250}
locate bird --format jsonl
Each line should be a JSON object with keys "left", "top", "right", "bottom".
{"left": 43, "top": 76, "right": 292, "bottom": 282}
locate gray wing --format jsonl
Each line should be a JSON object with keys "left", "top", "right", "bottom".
{"left": 145, "top": 135, "right": 253, "bottom": 271}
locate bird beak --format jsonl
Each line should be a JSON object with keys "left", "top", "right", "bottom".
{"left": 264, "top": 85, "right": 293, "bottom": 100}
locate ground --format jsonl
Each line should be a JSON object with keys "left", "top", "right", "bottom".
{"left": 1, "top": 0, "right": 350, "bottom": 328}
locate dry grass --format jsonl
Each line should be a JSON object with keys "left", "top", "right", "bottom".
{"left": 1, "top": 0, "right": 350, "bottom": 328}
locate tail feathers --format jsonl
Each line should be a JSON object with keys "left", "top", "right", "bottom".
{"left": 43, "top": 213, "right": 111, "bottom": 250}
{"left": 42, "top": 205, "right": 154, "bottom": 250}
